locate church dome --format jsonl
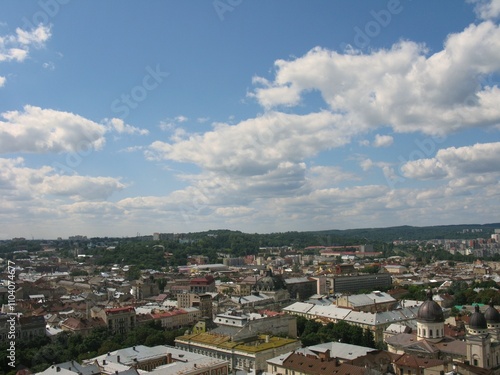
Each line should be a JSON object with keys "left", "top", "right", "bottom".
{"left": 484, "top": 300, "right": 500, "bottom": 324}
{"left": 256, "top": 269, "right": 285, "bottom": 291}
{"left": 470, "top": 305, "right": 487, "bottom": 330}
{"left": 417, "top": 291, "right": 444, "bottom": 323}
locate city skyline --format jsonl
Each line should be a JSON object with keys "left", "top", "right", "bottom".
{"left": 1, "top": 0, "right": 500, "bottom": 239}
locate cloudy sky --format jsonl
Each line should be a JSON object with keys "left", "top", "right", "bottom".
{"left": 1, "top": 0, "right": 500, "bottom": 239}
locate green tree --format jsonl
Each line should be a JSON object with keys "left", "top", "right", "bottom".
{"left": 145, "top": 332, "right": 166, "bottom": 346}
{"left": 361, "top": 329, "right": 376, "bottom": 348}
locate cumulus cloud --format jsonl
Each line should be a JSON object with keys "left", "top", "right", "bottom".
{"left": 40, "top": 175, "right": 126, "bottom": 200}
{"left": 141, "top": 16, "right": 500, "bottom": 232}
{"left": 0, "top": 105, "right": 107, "bottom": 154}
{"left": 147, "top": 111, "right": 359, "bottom": 175}
{"left": 0, "top": 24, "right": 51, "bottom": 62}
{"left": 401, "top": 142, "right": 500, "bottom": 180}
{"left": 373, "top": 134, "right": 394, "bottom": 147}
{"left": 0, "top": 157, "right": 125, "bottom": 202}
{"left": 306, "top": 165, "right": 360, "bottom": 189}
{"left": 0, "top": 76, "right": 5, "bottom": 87}
{"left": 249, "top": 21, "right": 500, "bottom": 136}
{"left": 103, "top": 118, "right": 149, "bottom": 135}
{"left": 469, "top": 0, "right": 500, "bottom": 19}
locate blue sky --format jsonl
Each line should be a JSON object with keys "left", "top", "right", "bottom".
{"left": 1, "top": 0, "right": 500, "bottom": 239}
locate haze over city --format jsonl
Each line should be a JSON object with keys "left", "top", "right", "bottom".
{"left": 1, "top": 0, "right": 500, "bottom": 239}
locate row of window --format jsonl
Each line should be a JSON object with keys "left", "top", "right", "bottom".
{"left": 185, "top": 346, "right": 254, "bottom": 370}
{"left": 418, "top": 328, "right": 444, "bottom": 338}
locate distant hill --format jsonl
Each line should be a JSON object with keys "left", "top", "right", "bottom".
{"left": 312, "top": 223, "right": 500, "bottom": 242}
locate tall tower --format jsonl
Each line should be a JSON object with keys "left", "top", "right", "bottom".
{"left": 466, "top": 305, "right": 491, "bottom": 368}
{"left": 416, "top": 290, "right": 445, "bottom": 342}
{"left": 484, "top": 300, "right": 500, "bottom": 342}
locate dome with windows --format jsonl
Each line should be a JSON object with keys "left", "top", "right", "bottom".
{"left": 417, "top": 290, "right": 444, "bottom": 323}
{"left": 470, "top": 304, "right": 487, "bottom": 330}
{"left": 484, "top": 300, "right": 500, "bottom": 324}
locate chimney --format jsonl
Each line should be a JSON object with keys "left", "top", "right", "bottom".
{"left": 103, "top": 360, "right": 107, "bottom": 365}
{"left": 319, "top": 349, "right": 331, "bottom": 361}
{"left": 117, "top": 355, "right": 121, "bottom": 363}
{"left": 166, "top": 353, "right": 172, "bottom": 364}
{"left": 56, "top": 367, "right": 60, "bottom": 372}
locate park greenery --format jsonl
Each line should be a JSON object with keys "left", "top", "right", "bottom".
{"left": 0, "top": 321, "right": 186, "bottom": 375}
{"left": 296, "top": 316, "right": 377, "bottom": 349}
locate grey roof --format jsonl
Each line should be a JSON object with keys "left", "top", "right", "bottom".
{"left": 231, "top": 293, "right": 273, "bottom": 305}
{"left": 150, "top": 348, "right": 228, "bottom": 375}
{"left": 90, "top": 345, "right": 171, "bottom": 365}
{"left": 283, "top": 302, "right": 315, "bottom": 314}
{"left": 308, "top": 305, "right": 351, "bottom": 320}
{"left": 285, "top": 301, "right": 418, "bottom": 327}
{"left": 345, "top": 291, "right": 395, "bottom": 306}
{"left": 87, "top": 345, "right": 228, "bottom": 375}
{"left": 266, "top": 348, "right": 316, "bottom": 366}
{"left": 36, "top": 361, "right": 100, "bottom": 375}
{"left": 308, "top": 342, "right": 376, "bottom": 360}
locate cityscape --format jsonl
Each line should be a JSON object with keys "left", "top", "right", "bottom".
{"left": 1, "top": 225, "right": 500, "bottom": 375}
{"left": 2, "top": 1, "right": 500, "bottom": 375}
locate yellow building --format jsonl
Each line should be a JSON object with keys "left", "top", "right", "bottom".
{"left": 175, "top": 332, "right": 301, "bottom": 373}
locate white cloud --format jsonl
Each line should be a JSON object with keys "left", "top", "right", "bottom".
{"left": 0, "top": 25, "right": 51, "bottom": 62}
{"left": 469, "top": 0, "right": 500, "bottom": 19}
{"left": 249, "top": 76, "right": 302, "bottom": 110}
{"left": 42, "top": 61, "right": 55, "bottom": 70}
{"left": 373, "top": 134, "right": 394, "bottom": 147}
{"left": 16, "top": 25, "right": 51, "bottom": 45}
{"left": 0, "top": 76, "right": 5, "bottom": 87}
{"left": 401, "top": 142, "right": 500, "bottom": 180}
{"left": 103, "top": 118, "right": 149, "bottom": 135}
{"left": 0, "top": 157, "right": 124, "bottom": 202}
{"left": 40, "top": 175, "right": 126, "bottom": 200}
{"left": 306, "top": 165, "right": 360, "bottom": 188}
{"left": 147, "top": 111, "right": 360, "bottom": 176}
{"left": 0, "top": 105, "right": 107, "bottom": 154}
{"left": 215, "top": 206, "right": 255, "bottom": 217}
{"left": 400, "top": 158, "right": 448, "bottom": 180}
{"left": 360, "top": 158, "right": 374, "bottom": 171}
{"left": 175, "top": 115, "right": 188, "bottom": 123}
{"left": 358, "top": 139, "right": 370, "bottom": 147}
{"left": 249, "top": 21, "right": 500, "bottom": 136}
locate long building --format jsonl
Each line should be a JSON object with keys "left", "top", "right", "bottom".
{"left": 175, "top": 332, "right": 301, "bottom": 373}
{"left": 329, "top": 273, "right": 392, "bottom": 294}
{"left": 283, "top": 301, "right": 420, "bottom": 343}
